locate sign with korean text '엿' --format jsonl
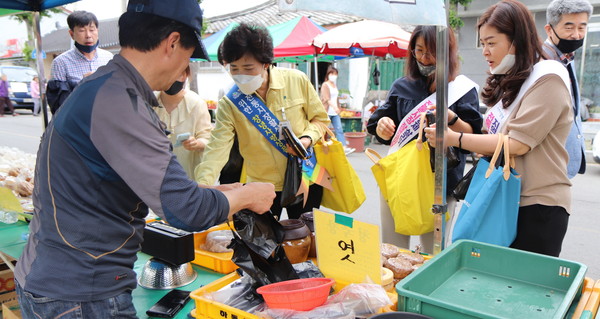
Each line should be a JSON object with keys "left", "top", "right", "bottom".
{"left": 314, "top": 209, "right": 381, "bottom": 284}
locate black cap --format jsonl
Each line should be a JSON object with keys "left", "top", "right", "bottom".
{"left": 127, "top": 0, "right": 210, "bottom": 60}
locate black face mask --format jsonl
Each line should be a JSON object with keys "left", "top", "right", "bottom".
{"left": 74, "top": 40, "right": 99, "bottom": 54}
{"left": 164, "top": 81, "right": 185, "bottom": 95}
{"left": 551, "top": 25, "right": 584, "bottom": 53}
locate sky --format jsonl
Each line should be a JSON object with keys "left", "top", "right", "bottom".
{"left": 0, "top": 0, "right": 267, "bottom": 50}
{"left": 68, "top": 0, "right": 268, "bottom": 20}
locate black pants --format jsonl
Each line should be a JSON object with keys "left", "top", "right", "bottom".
{"left": 0, "top": 97, "right": 14, "bottom": 115}
{"left": 510, "top": 204, "right": 569, "bottom": 257}
{"left": 271, "top": 184, "right": 323, "bottom": 220}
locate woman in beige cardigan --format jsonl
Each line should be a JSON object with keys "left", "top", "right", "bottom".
{"left": 154, "top": 66, "right": 212, "bottom": 178}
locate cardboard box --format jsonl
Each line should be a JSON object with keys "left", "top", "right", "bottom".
{"left": 0, "top": 268, "right": 15, "bottom": 294}
{"left": 1, "top": 299, "right": 20, "bottom": 319}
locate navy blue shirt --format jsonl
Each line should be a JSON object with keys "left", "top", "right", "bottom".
{"left": 15, "top": 55, "right": 229, "bottom": 302}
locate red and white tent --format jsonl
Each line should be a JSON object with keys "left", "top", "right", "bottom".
{"left": 312, "top": 20, "right": 411, "bottom": 58}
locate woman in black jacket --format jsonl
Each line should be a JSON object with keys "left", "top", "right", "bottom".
{"left": 367, "top": 25, "right": 483, "bottom": 253}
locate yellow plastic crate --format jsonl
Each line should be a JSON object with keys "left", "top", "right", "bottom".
{"left": 572, "top": 277, "right": 595, "bottom": 319}
{"left": 192, "top": 224, "right": 238, "bottom": 274}
{"left": 190, "top": 272, "right": 397, "bottom": 319}
{"left": 583, "top": 279, "right": 600, "bottom": 319}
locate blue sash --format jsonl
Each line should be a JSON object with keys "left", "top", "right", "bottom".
{"left": 227, "top": 86, "right": 288, "bottom": 157}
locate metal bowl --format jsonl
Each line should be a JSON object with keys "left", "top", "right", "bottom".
{"left": 138, "top": 258, "right": 197, "bottom": 289}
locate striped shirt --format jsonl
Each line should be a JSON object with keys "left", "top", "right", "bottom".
{"left": 50, "top": 47, "right": 113, "bottom": 83}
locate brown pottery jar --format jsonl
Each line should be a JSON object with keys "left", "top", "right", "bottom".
{"left": 279, "top": 219, "right": 312, "bottom": 264}
{"left": 300, "top": 212, "right": 317, "bottom": 258}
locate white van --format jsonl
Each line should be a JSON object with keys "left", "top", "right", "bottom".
{"left": 0, "top": 65, "right": 37, "bottom": 112}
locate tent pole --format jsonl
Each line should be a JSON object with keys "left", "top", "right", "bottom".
{"left": 313, "top": 53, "right": 319, "bottom": 89}
{"left": 33, "top": 11, "right": 49, "bottom": 128}
{"left": 433, "top": 2, "right": 450, "bottom": 255}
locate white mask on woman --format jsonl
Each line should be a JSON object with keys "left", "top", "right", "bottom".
{"left": 232, "top": 73, "right": 264, "bottom": 95}
{"left": 328, "top": 75, "right": 338, "bottom": 83}
{"left": 490, "top": 44, "right": 515, "bottom": 75}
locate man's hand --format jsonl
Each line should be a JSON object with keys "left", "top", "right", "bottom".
{"left": 222, "top": 182, "right": 275, "bottom": 218}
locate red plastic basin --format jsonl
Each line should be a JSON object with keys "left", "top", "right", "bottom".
{"left": 256, "top": 277, "right": 335, "bottom": 311}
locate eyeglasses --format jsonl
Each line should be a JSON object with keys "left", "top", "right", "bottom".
{"left": 412, "top": 49, "right": 434, "bottom": 60}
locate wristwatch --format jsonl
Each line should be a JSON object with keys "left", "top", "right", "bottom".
{"left": 448, "top": 114, "right": 459, "bottom": 126}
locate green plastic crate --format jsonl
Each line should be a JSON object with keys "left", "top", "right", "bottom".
{"left": 396, "top": 240, "right": 587, "bottom": 319}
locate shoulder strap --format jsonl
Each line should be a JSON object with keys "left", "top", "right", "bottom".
{"left": 388, "top": 75, "right": 478, "bottom": 155}
{"left": 227, "top": 85, "right": 288, "bottom": 157}
{"left": 486, "top": 60, "right": 571, "bottom": 134}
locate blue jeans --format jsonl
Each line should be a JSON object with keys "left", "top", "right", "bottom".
{"left": 17, "top": 282, "right": 138, "bottom": 319}
{"left": 329, "top": 115, "right": 347, "bottom": 145}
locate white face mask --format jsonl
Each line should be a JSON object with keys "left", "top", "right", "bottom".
{"left": 232, "top": 73, "right": 264, "bottom": 95}
{"left": 328, "top": 75, "right": 338, "bottom": 83}
{"left": 490, "top": 44, "right": 515, "bottom": 75}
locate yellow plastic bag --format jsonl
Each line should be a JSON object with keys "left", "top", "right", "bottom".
{"left": 315, "top": 127, "right": 366, "bottom": 214}
{"left": 366, "top": 139, "right": 435, "bottom": 235}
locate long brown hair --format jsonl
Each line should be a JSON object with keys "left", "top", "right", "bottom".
{"left": 405, "top": 25, "right": 459, "bottom": 88}
{"left": 478, "top": 0, "right": 547, "bottom": 107}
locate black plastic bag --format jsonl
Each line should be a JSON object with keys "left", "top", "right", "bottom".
{"left": 280, "top": 156, "right": 303, "bottom": 207}
{"left": 228, "top": 210, "right": 299, "bottom": 287}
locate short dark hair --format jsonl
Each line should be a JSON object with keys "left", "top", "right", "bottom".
{"left": 67, "top": 11, "right": 99, "bottom": 30}
{"left": 405, "top": 25, "right": 459, "bottom": 85}
{"left": 478, "top": 0, "right": 546, "bottom": 107}
{"left": 218, "top": 23, "right": 274, "bottom": 65}
{"left": 118, "top": 11, "right": 197, "bottom": 54}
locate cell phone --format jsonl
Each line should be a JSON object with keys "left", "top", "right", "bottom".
{"left": 146, "top": 289, "right": 191, "bottom": 318}
{"left": 174, "top": 132, "right": 191, "bottom": 147}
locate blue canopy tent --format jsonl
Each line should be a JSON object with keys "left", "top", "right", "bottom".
{"left": 0, "top": 0, "right": 82, "bottom": 127}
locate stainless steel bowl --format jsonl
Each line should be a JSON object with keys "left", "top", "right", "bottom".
{"left": 138, "top": 258, "right": 197, "bottom": 289}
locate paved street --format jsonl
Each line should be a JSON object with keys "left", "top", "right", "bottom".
{"left": 1, "top": 110, "right": 600, "bottom": 278}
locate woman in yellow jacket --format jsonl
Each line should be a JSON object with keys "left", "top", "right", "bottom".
{"left": 195, "top": 23, "right": 330, "bottom": 219}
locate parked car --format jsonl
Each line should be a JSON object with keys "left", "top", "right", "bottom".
{"left": 0, "top": 65, "right": 37, "bottom": 113}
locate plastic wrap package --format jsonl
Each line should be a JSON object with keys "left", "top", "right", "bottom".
{"left": 0, "top": 147, "right": 36, "bottom": 213}
{"left": 204, "top": 273, "right": 266, "bottom": 314}
{"left": 201, "top": 230, "right": 234, "bottom": 253}
{"left": 254, "top": 283, "right": 392, "bottom": 319}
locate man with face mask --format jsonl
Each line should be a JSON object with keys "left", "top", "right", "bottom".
{"left": 154, "top": 66, "right": 212, "bottom": 178}
{"left": 47, "top": 11, "right": 113, "bottom": 114}
{"left": 543, "top": 0, "right": 592, "bottom": 179}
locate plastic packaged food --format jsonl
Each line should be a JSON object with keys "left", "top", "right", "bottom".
{"left": 201, "top": 230, "right": 234, "bottom": 253}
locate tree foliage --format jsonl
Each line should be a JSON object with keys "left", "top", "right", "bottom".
{"left": 449, "top": 0, "right": 472, "bottom": 30}
{"left": 10, "top": 8, "right": 62, "bottom": 63}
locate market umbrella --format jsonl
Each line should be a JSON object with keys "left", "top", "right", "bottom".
{"left": 280, "top": 0, "right": 451, "bottom": 255}
{"left": 312, "top": 20, "right": 411, "bottom": 58}
{"left": 203, "top": 16, "right": 332, "bottom": 63}
{"left": 0, "top": 0, "right": 82, "bottom": 128}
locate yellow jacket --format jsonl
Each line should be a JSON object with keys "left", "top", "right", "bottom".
{"left": 195, "top": 66, "right": 330, "bottom": 190}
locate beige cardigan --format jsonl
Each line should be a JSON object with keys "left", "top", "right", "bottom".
{"left": 154, "top": 90, "right": 212, "bottom": 179}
